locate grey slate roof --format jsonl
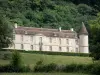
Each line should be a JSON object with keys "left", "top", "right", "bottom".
{"left": 79, "top": 22, "right": 88, "bottom": 35}
{"left": 14, "top": 26, "right": 77, "bottom": 38}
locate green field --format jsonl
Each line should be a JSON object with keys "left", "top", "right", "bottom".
{"left": 0, "top": 52, "right": 93, "bottom": 75}
{"left": 0, "top": 73, "right": 89, "bottom": 75}
{"left": 0, "top": 52, "right": 93, "bottom": 66}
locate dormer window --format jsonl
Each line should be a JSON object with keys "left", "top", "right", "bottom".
{"left": 54, "top": 33, "right": 57, "bottom": 36}
{"left": 66, "top": 36, "right": 69, "bottom": 38}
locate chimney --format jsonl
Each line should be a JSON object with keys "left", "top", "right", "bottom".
{"left": 70, "top": 28, "right": 74, "bottom": 31}
{"left": 59, "top": 27, "right": 62, "bottom": 32}
{"left": 14, "top": 23, "right": 18, "bottom": 28}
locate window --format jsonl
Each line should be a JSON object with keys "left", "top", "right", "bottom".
{"left": 50, "top": 37, "right": 52, "bottom": 43}
{"left": 76, "top": 48, "right": 78, "bottom": 53}
{"left": 59, "top": 38, "right": 61, "bottom": 44}
{"left": 66, "top": 39, "right": 69, "bottom": 44}
{"left": 31, "top": 45, "right": 33, "bottom": 50}
{"left": 59, "top": 47, "right": 62, "bottom": 51}
{"left": 39, "top": 37, "right": 42, "bottom": 42}
{"left": 30, "top": 36, "right": 33, "bottom": 42}
{"left": 39, "top": 37, "right": 43, "bottom": 51}
{"left": 21, "top": 35, "right": 23, "bottom": 41}
{"left": 50, "top": 46, "right": 52, "bottom": 51}
{"left": 21, "top": 44, "right": 24, "bottom": 49}
{"left": 67, "top": 47, "right": 69, "bottom": 52}
{"left": 75, "top": 40, "right": 78, "bottom": 45}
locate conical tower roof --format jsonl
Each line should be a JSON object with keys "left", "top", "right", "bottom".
{"left": 79, "top": 22, "right": 88, "bottom": 35}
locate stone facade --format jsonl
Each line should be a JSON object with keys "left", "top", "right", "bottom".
{"left": 10, "top": 23, "right": 89, "bottom": 53}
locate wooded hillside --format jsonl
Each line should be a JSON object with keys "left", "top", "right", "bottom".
{"left": 0, "top": 0, "right": 98, "bottom": 31}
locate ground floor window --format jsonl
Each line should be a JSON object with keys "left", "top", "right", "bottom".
{"left": 49, "top": 46, "right": 52, "bottom": 51}
{"left": 31, "top": 45, "right": 33, "bottom": 50}
{"left": 76, "top": 48, "right": 78, "bottom": 53}
{"left": 66, "top": 47, "right": 69, "bottom": 52}
{"left": 21, "top": 44, "right": 24, "bottom": 49}
{"left": 59, "top": 47, "right": 62, "bottom": 51}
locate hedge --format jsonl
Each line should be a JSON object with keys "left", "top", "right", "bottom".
{"left": 1, "top": 49, "right": 90, "bottom": 57}
{"left": 34, "top": 63, "right": 93, "bottom": 73}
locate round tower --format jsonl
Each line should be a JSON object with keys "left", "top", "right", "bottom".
{"left": 79, "top": 22, "right": 89, "bottom": 53}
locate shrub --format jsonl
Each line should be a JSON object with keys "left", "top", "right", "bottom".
{"left": 63, "top": 64, "right": 77, "bottom": 72}
{"left": 0, "top": 51, "right": 12, "bottom": 60}
{"left": 34, "top": 63, "right": 57, "bottom": 72}
{"left": 10, "top": 50, "right": 22, "bottom": 68}
{"left": 91, "top": 61, "right": 100, "bottom": 75}
{"left": 34, "top": 63, "right": 93, "bottom": 73}
{"left": 0, "top": 65, "right": 31, "bottom": 72}
{"left": 2, "top": 53, "right": 11, "bottom": 60}
{"left": 36, "top": 59, "right": 43, "bottom": 65}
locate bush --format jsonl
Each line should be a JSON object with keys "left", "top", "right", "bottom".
{"left": 0, "top": 65, "right": 31, "bottom": 72}
{"left": 36, "top": 59, "right": 43, "bottom": 65}
{"left": 0, "top": 51, "right": 12, "bottom": 60}
{"left": 34, "top": 63, "right": 57, "bottom": 72}
{"left": 63, "top": 64, "right": 77, "bottom": 72}
{"left": 10, "top": 50, "right": 22, "bottom": 68}
{"left": 2, "top": 53, "right": 11, "bottom": 60}
{"left": 34, "top": 63, "right": 93, "bottom": 73}
{"left": 91, "top": 61, "right": 100, "bottom": 75}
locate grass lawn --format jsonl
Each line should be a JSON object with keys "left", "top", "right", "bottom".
{"left": 0, "top": 52, "right": 93, "bottom": 66}
{"left": 0, "top": 73, "right": 90, "bottom": 75}
{"left": 21, "top": 53, "right": 93, "bottom": 65}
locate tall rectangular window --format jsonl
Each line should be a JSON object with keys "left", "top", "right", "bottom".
{"left": 39, "top": 37, "right": 42, "bottom": 42}
{"left": 76, "top": 48, "right": 78, "bottom": 53}
{"left": 31, "top": 45, "right": 33, "bottom": 50}
{"left": 21, "top": 35, "right": 23, "bottom": 41}
{"left": 76, "top": 39, "right": 78, "bottom": 45}
{"left": 59, "top": 38, "right": 61, "bottom": 44}
{"left": 30, "top": 36, "right": 33, "bottom": 42}
{"left": 67, "top": 47, "right": 69, "bottom": 52}
{"left": 49, "top": 46, "right": 52, "bottom": 51}
{"left": 21, "top": 44, "right": 24, "bottom": 49}
{"left": 66, "top": 39, "right": 69, "bottom": 44}
{"left": 50, "top": 37, "right": 52, "bottom": 43}
{"left": 59, "top": 47, "right": 62, "bottom": 51}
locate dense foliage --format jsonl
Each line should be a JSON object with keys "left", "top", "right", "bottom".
{"left": 10, "top": 51, "right": 22, "bottom": 67}
{"left": 0, "top": 16, "right": 13, "bottom": 49}
{"left": 89, "top": 13, "right": 100, "bottom": 60}
{"left": 0, "top": 0, "right": 96, "bottom": 31}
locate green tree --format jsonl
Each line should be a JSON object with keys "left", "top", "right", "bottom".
{"left": 89, "top": 13, "right": 100, "bottom": 60}
{"left": 77, "top": 4, "right": 93, "bottom": 15}
{"left": 10, "top": 51, "right": 22, "bottom": 67}
{"left": 0, "top": 16, "right": 13, "bottom": 49}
